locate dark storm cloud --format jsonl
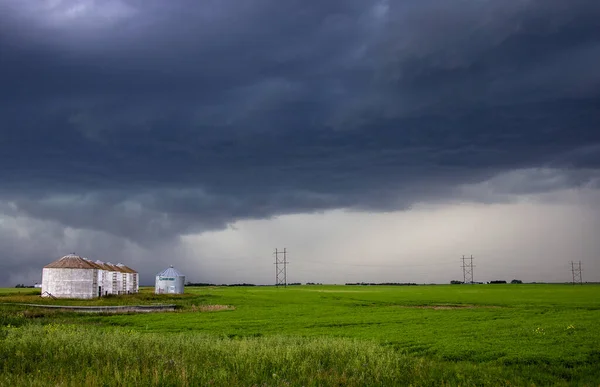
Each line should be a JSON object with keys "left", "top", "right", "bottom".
{"left": 1, "top": 0, "right": 600, "bottom": 245}
{"left": 0, "top": 213, "right": 184, "bottom": 286}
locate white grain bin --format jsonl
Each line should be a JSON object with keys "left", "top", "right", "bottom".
{"left": 41, "top": 254, "right": 100, "bottom": 299}
{"left": 95, "top": 260, "right": 116, "bottom": 296}
{"left": 117, "top": 263, "right": 139, "bottom": 294}
{"left": 88, "top": 259, "right": 107, "bottom": 296}
{"left": 155, "top": 266, "right": 185, "bottom": 294}
{"left": 106, "top": 262, "right": 127, "bottom": 295}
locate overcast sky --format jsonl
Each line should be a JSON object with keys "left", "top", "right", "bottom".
{"left": 1, "top": 0, "right": 599, "bottom": 286}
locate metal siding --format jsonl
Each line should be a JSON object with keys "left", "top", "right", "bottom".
{"left": 133, "top": 273, "right": 139, "bottom": 293}
{"left": 97, "top": 269, "right": 111, "bottom": 296}
{"left": 41, "top": 268, "right": 96, "bottom": 299}
{"left": 155, "top": 273, "right": 185, "bottom": 294}
{"left": 126, "top": 273, "right": 134, "bottom": 294}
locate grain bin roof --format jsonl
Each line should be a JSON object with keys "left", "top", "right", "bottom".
{"left": 116, "top": 263, "right": 138, "bottom": 273}
{"left": 94, "top": 260, "right": 116, "bottom": 271}
{"left": 44, "top": 254, "right": 100, "bottom": 269}
{"left": 157, "top": 266, "right": 184, "bottom": 277}
{"left": 83, "top": 258, "right": 103, "bottom": 269}
{"left": 104, "top": 262, "right": 127, "bottom": 272}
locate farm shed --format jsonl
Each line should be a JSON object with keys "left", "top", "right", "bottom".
{"left": 155, "top": 266, "right": 185, "bottom": 294}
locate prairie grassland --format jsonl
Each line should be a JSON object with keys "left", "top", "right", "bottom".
{"left": 1, "top": 284, "right": 599, "bottom": 386}
{"left": 0, "top": 324, "right": 541, "bottom": 387}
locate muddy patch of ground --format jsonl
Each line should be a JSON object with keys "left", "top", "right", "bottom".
{"left": 190, "top": 304, "right": 235, "bottom": 312}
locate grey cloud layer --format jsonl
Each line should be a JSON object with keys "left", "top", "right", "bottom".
{"left": 1, "top": 0, "right": 600, "bottom": 244}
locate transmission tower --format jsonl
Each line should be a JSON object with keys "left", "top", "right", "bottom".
{"left": 274, "top": 248, "right": 288, "bottom": 287}
{"left": 571, "top": 261, "right": 583, "bottom": 285}
{"left": 461, "top": 255, "right": 475, "bottom": 284}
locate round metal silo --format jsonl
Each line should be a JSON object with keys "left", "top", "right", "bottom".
{"left": 155, "top": 266, "right": 185, "bottom": 294}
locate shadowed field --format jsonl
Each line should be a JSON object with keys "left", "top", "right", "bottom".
{"left": 1, "top": 284, "right": 599, "bottom": 386}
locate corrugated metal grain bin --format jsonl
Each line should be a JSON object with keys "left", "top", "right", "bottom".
{"left": 155, "top": 266, "right": 185, "bottom": 294}
{"left": 41, "top": 254, "right": 100, "bottom": 299}
{"left": 117, "top": 263, "right": 139, "bottom": 294}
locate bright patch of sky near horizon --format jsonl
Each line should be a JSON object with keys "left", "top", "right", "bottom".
{"left": 179, "top": 187, "right": 600, "bottom": 285}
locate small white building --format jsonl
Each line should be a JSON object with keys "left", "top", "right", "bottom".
{"left": 42, "top": 254, "right": 100, "bottom": 299}
{"left": 155, "top": 266, "right": 185, "bottom": 294}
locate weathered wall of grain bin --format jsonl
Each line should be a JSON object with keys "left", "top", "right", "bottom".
{"left": 41, "top": 267, "right": 97, "bottom": 299}
{"left": 117, "top": 263, "right": 138, "bottom": 294}
{"left": 95, "top": 261, "right": 115, "bottom": 296}
{"left": 155, "top": 266, "right": 185, "bottom": 294}
{"left": 83, "top": 258, "right": 107, "bottom": 297}
{"left": 105, "top": 262, "right": 125, "bottom": 295}
{"left": 116, "top": 264, "right": 131, "bottom": 294}
{"left": 102, "top": 262, "right": 121, "bottom": 295}
{"left": 133, "top": 272, "right": 139, "bottom": 293}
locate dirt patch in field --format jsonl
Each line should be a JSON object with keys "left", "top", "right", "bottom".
{"left": 190, "top": 304, "right": 235, "bottom": 312}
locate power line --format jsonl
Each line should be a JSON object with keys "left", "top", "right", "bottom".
{"left": 274, "top": 248, "right": 288, "bottom": 287}
{"left": 461, "top": 255, "right": 475, "bottom": 284}
{"left": 571, "top": 261, "right": 583, "bottom": 285}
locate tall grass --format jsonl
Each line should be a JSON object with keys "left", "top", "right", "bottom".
{"left": 2, "top": 285, "right": 599, "bottom": 385}
{"left": 0, "top": 324, "right": 538, "bottom": 387}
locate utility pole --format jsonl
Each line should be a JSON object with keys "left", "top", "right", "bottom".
{"left": 274, "top": 248, "right": 288, "bottom": 287}
{"left": 461, "top": 255, "right": 475, "bottom": 284}
{"left": 571, "top": 261, "right": 583, "bottom": 285}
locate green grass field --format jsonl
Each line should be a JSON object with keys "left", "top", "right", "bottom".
{"left": 1, "top": 284, "right": 599, "bottom": 386}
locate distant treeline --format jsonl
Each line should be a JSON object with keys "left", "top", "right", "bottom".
{"left": 451, "top": 280, "right": 523, "bottom": 284}
{"left": 185, "top": 283, "right": 305, "bottom": 287}
{"left": 345, "top": 282, "right": 418, "bottom": 286}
